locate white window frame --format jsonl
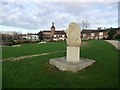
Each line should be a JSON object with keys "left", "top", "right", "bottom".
{"left": 54, "top": 35, "right": 56, "bottom": 37}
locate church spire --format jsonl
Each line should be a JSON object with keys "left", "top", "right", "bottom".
{"left": 51, "top": 22, "right": 55, "bottom": 29}
{"left": 51, "top": 22, "right": 55, "bottom": 35}
{"left": 52, "top": 22, "right": 54, "bottom": 26}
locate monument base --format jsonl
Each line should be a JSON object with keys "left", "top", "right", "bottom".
{"left": 67, "top": 46, "right": 80, "bottom": 62}
{"left": 49, "top": 57, "right": 95, "bottom": 72}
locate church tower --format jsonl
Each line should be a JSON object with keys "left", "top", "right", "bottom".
{"left": 51, "top": 22, "right": 55, "bottom": 35}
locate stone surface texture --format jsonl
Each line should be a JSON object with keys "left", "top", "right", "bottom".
{"left": 67, "top": 46, "right": 80, "bottom": 62}
{"left": 49, "top": 22, "right": 95, "bottom": 72}
{"left": 66, "top": 22, "right": 81, "bottom": 47}
{"left": 49, "top": 57, "right": 95, "bottom": 72}
{"left": 105, "top": 40, "right": 120, "bottom": 50}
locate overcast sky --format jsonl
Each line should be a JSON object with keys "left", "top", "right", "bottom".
{"left": 0, "top": 0, "right": 119, "bottom": 34}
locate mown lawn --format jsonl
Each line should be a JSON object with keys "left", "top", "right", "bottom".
{"left": 2, "top": 41, "right": 66, "bottom": 58}
{"left": 2, "top": 40, "right": 118, "bottom": 88}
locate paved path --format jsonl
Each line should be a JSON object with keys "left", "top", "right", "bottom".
{"left": 2, "top": 50, "right": 65, "bottom": 62}
{"left": 105, "top": 40, "right": 120, "bottom": 50}
{"left": 2, "top": 41, "right": 88, "bottom": 62}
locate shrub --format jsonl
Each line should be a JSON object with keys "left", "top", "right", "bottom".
{"left": 108, "top": 29, "right": 117, "bottom": 39}
{"left": 103, "top": 37, "right": 107, "bottom": 40}
{"left": 21, "top": 40, "right": 32, "bottom": 43}
{"left": 114, "top": 34, "right": 120, "bottom": 40}
{"left": 14, "top": 40, "right": 21, "bottom": 45}
{"left": 32, "top": 40, "right": 40, "bottom": 43}
{"left": 3, "top": 40, "right": 15, "bottom": 46}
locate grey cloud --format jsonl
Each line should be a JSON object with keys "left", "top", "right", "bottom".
{"left": 118, "top": 1, "right": 120, "bottom": 27}
{"left": 1, "top": 2, "right": 118, "bottom": 30}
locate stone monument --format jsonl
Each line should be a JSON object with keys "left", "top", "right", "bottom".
{"left": 66, "top": 22, "right": 81, "bottom": 63}
{"left": 49, "top": 22, "right": 95, "bottom": 72}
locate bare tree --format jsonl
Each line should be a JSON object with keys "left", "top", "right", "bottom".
{"left": 81, "top": 20, "right": 90, "bottom": 30}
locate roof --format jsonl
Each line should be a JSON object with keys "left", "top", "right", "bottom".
{"left": 27, "top": 33, "right": 38, "bottom": 35}
{"left": 81, "top": 30, "right": 91, "bottom": 34}
{"left": 98, "top": 30, "right": 109, "bottom": 32}
{"left": 91, "top": 30, "right": 98, "bottom": 33}
{"left": 51, "top": 26, "right": 55, "bottom": 29}
{"left": 110, "top": 28, "right": 119, "bottom": 30}
{"left": 51, "top": 22, "right": 55, "bottom": 29}
{"left": 82, "top": 29, "right": 110, "bottom": 33}
{"left": 21, "top": 34, "right": 27, "bottom": 36}
{"left": 54, "top": 31, "right": 66, "bottom": 34}
{"left": 1, "top": 31, "right": 18, "bottom": 35}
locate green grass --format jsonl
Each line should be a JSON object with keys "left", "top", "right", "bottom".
{"left": 2, "top": 40, "right": 118, "bottom": 88}
{"left": 2, "top": 41, "right": 66, "bottom": 58}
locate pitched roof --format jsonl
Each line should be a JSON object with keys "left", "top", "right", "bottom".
{"left": 82, "top": 29, "right": 109, "bottom": 33}
{"left": 27, "top": 33, "right": 38, "bottom": 35}
{"left": 98, "top": 30, "right": 109, "bottom": 32}
{"left": 81, "top": 30, "right": 91, "bottom": 34}
{"left": 91, "top": 30, "right": 98, "bottom": 33}
{"left": 54, "top": 31, "right": 66, "bottom": 34}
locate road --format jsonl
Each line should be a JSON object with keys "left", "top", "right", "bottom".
{"left": 105, "top": 40, "right": 120, "bottom": 50}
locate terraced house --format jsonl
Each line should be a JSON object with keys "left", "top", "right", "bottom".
{"left": 81, "top": 27, "right": 120, "bottom": 40}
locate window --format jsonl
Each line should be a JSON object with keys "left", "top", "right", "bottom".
{"left": 99, "top": 32, "right": 103, "bottom": 35}
{"left": 91, "top": 33, "right": 95, "bottom": 36}
{"left": 54, "top": 35, "right": 56, "bottom": 37}
{"left": 83, "top": 34, "right": 86, "bottom": 38}
{"left": 62, "top": 35, "right": 65, "bottom": 37}
{"left": 99, "top": 36, "right": 103, "bottom": 39}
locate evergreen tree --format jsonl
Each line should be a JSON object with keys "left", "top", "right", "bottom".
{"left": 108, "top": 28, "right": 117, "bottom": 40}
{"left": 115, "top": 34, "right": 120, "bottom": 40}
{"left": 38, "top": 31, "right": 43, "bottom": 41}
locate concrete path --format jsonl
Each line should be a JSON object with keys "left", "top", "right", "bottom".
{"left": 3, "top": 41, "right": 88, "bottom": 62}
{"left": 105, "top": 40, "right": 120, "bottom": 50}
{"left": 3, "top": 51, "right": 65, "bottom": 62}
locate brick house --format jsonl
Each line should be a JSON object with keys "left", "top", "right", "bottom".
{"left": 91, "top": 30, "right": 99, "bottom": 39}
{"left": 42, "top": 31, "right": 51, "bottom": 41}
{"left": 42, "top": 22, "right": 66, "bottom": 41}
{"left": 98, "top": 30, "right": 109, "bottom": 39}
{"left": 117, "top": 28, "right": 120, "bottom": 34}
{"left": 81, "top": 30, "right": 91, "bottom": 40}
{"left": 81, "top": 28, "right": 110, "bottom": 40}
{"left": 52, "top": 31, "right": 66, "bottom": 41}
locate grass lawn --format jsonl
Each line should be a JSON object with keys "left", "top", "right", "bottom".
{"left": 2, "top": 40, "right": 118, "bottom": 88}
{"left": 2, "top": 41, "right": 66, "bottom": 58}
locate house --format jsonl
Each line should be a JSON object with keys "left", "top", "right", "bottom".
{"left": 117, "top": 28, "right": 120, "bottom": 34}
{"left": 98, "top": 29, "right": 109, "bottom": 39}
{"left": 81, "top": 28, "right": 110, "bottom": 40}
{"left": 1, "top": 31, "right": 18, "bottom": 35}
{"left": 41, "top": 22, "right": 66, "bottom": 41}
{"left": 42, "top": 31, "right": 51, "bottom": 41}
{"left": 21, "top": 33, "right": 39, "bottom": 41}
{"left": 81, "top": 30, "right": 91, "bottom": 40}
{"left": 1, "top": 31, "right": 22, "bottom": 40}
{"left": 53, "top": 31, "right": 66, "bottom": 41}
{"left": 91, "top": 30, "right": 99, "bottom": 39}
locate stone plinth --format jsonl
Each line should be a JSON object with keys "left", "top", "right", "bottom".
{"left": 49, "top": 22, "right": 96, "bottom": 72}
{"left": 49, "top": 57, "right": 95, "bottom": 72}
{"left": 67, "top": 46, "right": 80, "bottom": 62}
